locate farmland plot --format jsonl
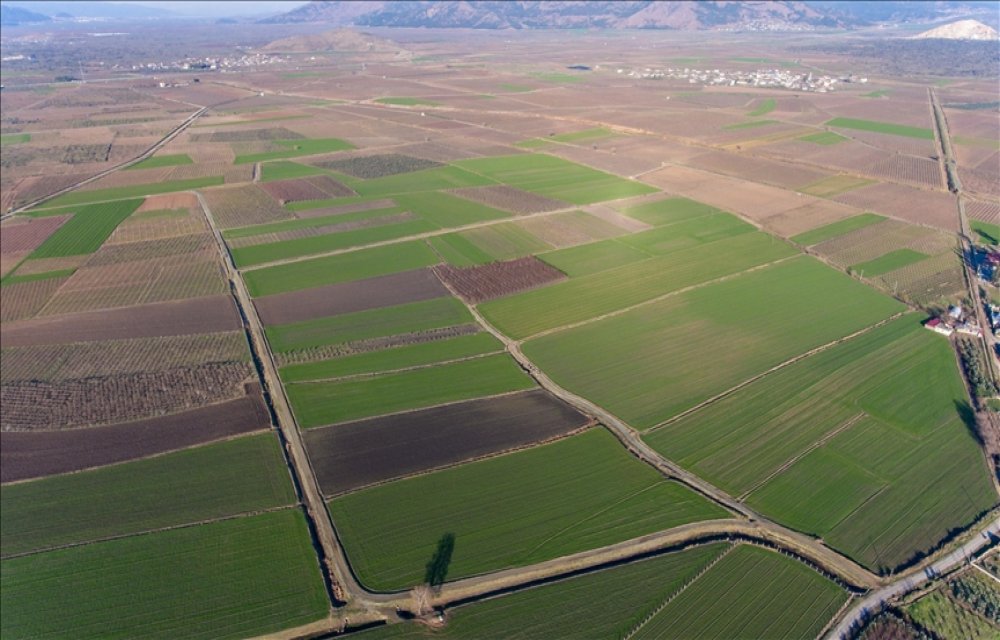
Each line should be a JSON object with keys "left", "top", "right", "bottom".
{"left": 451, "top": 184, "right": 566, "bottom": 214}
{"left": 0, "top": 276, "right": 70, "bottom": 322}
{"left": 311, "top": 153, "right": 442, "bottom": 178}
{"left": 329, "top": 428, "right": 727, "bottom": 591}
{"left": 434, "top": 257, "right": 565, "bottom": 303}
{"left": 201, "top": 184, "right": 293, "bottom": 229}
{"left": 525, "top": 257, "right": 904, "bottom": 428}
{"left": 515, "top": 210, "right": 626, "bottom": 248}
{"left": 259, "top": 176, "right": 356, "bottom": 204}
{"left": 29, "top": 199, "right": 143, "bottom": 259}
{"left": 538, "top": 238, "right": 650, "bottom": 277}
{"left": 0, "top": 215, "right": 71, "bottom": 254}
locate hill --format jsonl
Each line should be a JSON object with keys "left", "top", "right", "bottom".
{"left": 913, "top": 19, "right": 999, "bottom": 40}
{"left": 0, "top": 4, "right": 52, "bottom": 25}
{"left": 260, "top": 28, "right": 411, "bottom": 56}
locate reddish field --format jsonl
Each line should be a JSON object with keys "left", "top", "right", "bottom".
{"left": 0, "top": 393, "right": 270, "bottom": 483}
{"left": 967, "top": 200, "right": 1000, "bottom": 225}
{"left": 0, "top": 294, "right": 241, "bottom": 346}
{"left": 260, "top": 176, "right": 355, "bottom": 204}
{"left": 0, "top": 277, "right": 70, "bottom": 323}
{"left": 435, "top": 257, "right": 565, "bottom": 303}
{"left": 0, "top": 215, "right": 71, "bottom": 253}
{"left": 202, "top": 184, "right": 293, "bottom": 229}
{"left": 451, "top": 185, "right": 566, "bottom": 214}
{"left": 312, "top": 153, "right": 441, "bottom": 179}
{"left": 255, "top": 268, "right": 448, "bottom": 326}
{"left": 304, "top": 389, "right": 590, "bottom": 495}
{"left": 834, "top": 183, "right": 958, "bottom": 231}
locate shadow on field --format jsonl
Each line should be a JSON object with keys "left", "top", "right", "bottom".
{"left": 425, "top": 533, "right": 456, "bottom": 590}
{"left": 955, "top": 399, "right": 984, "bottom": 446}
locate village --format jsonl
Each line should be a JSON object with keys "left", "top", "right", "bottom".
{"left": 617, "top": 65, "right": 856, "bottom": 92}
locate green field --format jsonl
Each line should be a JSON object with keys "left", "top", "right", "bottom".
{"left": 451, "top": 223, "right": 553, "bottom": 262}
{"left": 826, "top": 117, "right": 935, "bottom": 140}
{"left": 244, "top": 240, "right": 439, "bottom": 296}
{"left": 3, "top": 267, "right": 77, "bottom": 284}
{"left": 225, "top": 204, "right": 404, "bottom": 240}
{"left": 852, "top": 249, "right": 929, "bottom": 276}
{"left": 481, "top": 231, "right": 797, "bottom": 339}
{"left": 393, "top": 191, "right": 510, "bottom": 227}
{"left": 791, "top": 213, "right": 886, "bottom": 245}
{"left": 498, "top": 83, "right": 533, "bottom": 92}
{"left": 623, "top": 197, "right": 723, "bottom": 227}
{"left": 748, "top": 98, "right": 776, "bottom": 117}
{"left": 908, "top": 590, "right": 998, "bottom": 640}
{"left": 356, "top": 545, "right": 729, "bottom": 639}
{"left": 279, "top": 332, "right": 502, "bottom": 382}
{"left": 349, "top": 165, "right": 496, "bottom": 198}
{"left": 0, "top": 434, "right": 294, "bottom": 556}
{"left": 127, "top": 154, "right": 194, "bottom": 170}
{"left": 548, "top": 127, "right": 614, "bottom": 143}
{"left": 525, "top": 257, "right": 904, "bottom": 429}
{"left": 374, "top": 97, "right": 441, "bottom": 106}
{"left": 529, "top": 72, "right": 585, "bottom": 84}
{"left": 234, "top": 138, "right": 355, "bottom": 164}
{"left": 0, "top": 510, "right": 328, "bottom": 640}
{"left": 799, "top": 131, "right": 849, "bottom": 145}
{"left": 618, "top": 212, "right": 755, "bottom": 255}
{"left": 0, "top": 133, "right": 30, "bottom": 145}
{"left": 29, "top": 199, "right": 143, "bottom": 258}
{"left": 426, "top": 233, "right": 497, "bottom": 266}
{"left": 329, "top": 428, "right": 727, "bottom": 591}
{"left": 632, "top": 545, "right": 847, "bottom": 640}
{"left": 646, "top": 315, "right": 995, "bottom": 572}
{"left": 267, "top": 297, "right": 472, "bottom": 353}
{"left": 43, "top": 177, "right": 223, "bottom": 207}
{"left": 259, "top": 160, "right": 330, "bottom": 182}
{"left": 232, "top": 218, "right": 438, "bottom": 267}
{"left": 971, "top": 220, "right": 1000, "bottom": 246}
{"left": 287, "top": 353, "right": 533, "bottom": 427}
{"left": 454, "top": 154, "right": 657, "bottom": 205}
{"left": 799, "top": 174, "right": 876, "bottom": 198}
{"left": 539, "top": 238, "right": 649, "bottom": 277}
{"left": 723, "top": 119, "right": 778, "bottom": 130}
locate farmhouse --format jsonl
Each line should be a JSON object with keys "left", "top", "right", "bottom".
{"left": 924, "top": 317, "right": 954, "bottom": 336}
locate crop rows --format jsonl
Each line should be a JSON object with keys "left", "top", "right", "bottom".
{"left": 434, "top": 256, "right": 565, "bottom": 303}
{"left": 274, "top": 324, "right": 480, "bottom": 367}
{"left": 259, "top": 176, "right": 355, "bottom": 204}
{"left": 202, "top": 185, "right": 293, "bottom": 229}
{"left": 860, "top": 155, "right": 942, "bottom": 188}
{"left": 0, "top": 276, "right": 70, "bottom": 322}
{"left": 312, "top": 153, "right": 441, "bottom": 179}
{"left": 451, "top": 184, "right": 566, "bottom": 214}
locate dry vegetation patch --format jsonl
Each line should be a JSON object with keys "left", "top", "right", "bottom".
{"left": 259, "top": 175, "right": 355, "bottom": 204}
{"left": 0, "top": 215, "right": 71, "bottom": 254}
{"left": 202, "top": 185, "right": 293, "bottom": 229}
{"left": 434, "top": 257, "right": 565, "bottom": 303}
{"left": 451, "top": 185, "right": 566, "bottom": 214}
{"left": 311, "top": 153, "right": 441, "bottom": 179}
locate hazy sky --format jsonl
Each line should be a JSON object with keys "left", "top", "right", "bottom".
{"left": 120, "top": 1, "right": 310, "bottom": 17}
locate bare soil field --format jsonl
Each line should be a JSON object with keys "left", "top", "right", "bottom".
{"left": 305, "top": 389, "right": 590, "bottom": 495}
{"left": 0, "top": 277, "right": 72, "bottom": 323}
{"left": 0, "top": 295, "right": 241, "bottom": 347}
{"left": 834, "top": 183, "right": 957, "bottom": 230}
{"left": 311, "top": 153, "right": 442, "bottom": 179}
{"left": 434, "top": 256, "right": 565, "bottom": 303}
{"left": 0, "top": 216, "right": 71, "bottom": 254}
{"left": 193, "top": 127, "right": 305, "bottom": 143}
{"left": 838, "top": 129, "right": 936, "bottom": 158}
{"left": 12, "top": 256, "right": 88, "bottom": 276}
{"left": 79, "top": 167, "right": 174, "bottom": 191}
{"left": 0, "top": 393, "right": 270, "bottom": 483}
{"left": 105, "top": 210, "right": 208, "bottom": 245}
{"left": 274, "top": 324, "right": 481, "bottom": 367}
{"left": 962, "top": 167, "right": 1000, "bottom": 199}
{"left": 452, "top": 185, "right": 566, "bottom": 214}
{"left": 255, "top": 268, "right": 449, "bottom": 326}
{"left": 967, "top": 200, "right": 1000, "bottom": 224}
{"left": 684, "top": 150, "right": 828, "bottom": 190}
{"left": 756, "top": 199, "right": 860, "bottom": 238}
{"left": 859, "top": 155, "right": 942, "bottom": 189}
{"left": 0, "top": 362, "right": 254, "bottom": 431}
{"left": 9, "top": 172, "right": 95, "bottom": 208}
{"left": 86, "top": 234, "right": 214, "bottom": 266}
{"left": 392, "top": 141, "right": 479, "bottom": 162}
{"left": 759, "top": 139, "right": 891, "bottom": 173}
{"left": 0, "top": 251, "right": 28, "bottom": 278}
{"left": 136, "top": 193, "right": 199, "bottom": 212}
{"left": 228, "top": 212, "right": 416, "bottom": 249}
{"left": 945, "top": 110, "right": 1000, "bottom": 140}
{"left": 516, "top": 211, "right": 626, "bottom": 248}
{"left": 293, "top": 198, "right": 396, "bottom": 219}
{"left": 202, "top": 184, "right": 293, "bottom": 229}
{"left": 259, "top": 176, "right": 356, "bottom": 204}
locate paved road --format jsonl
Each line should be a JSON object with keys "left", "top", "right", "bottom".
{"left": 826, "top": 515, "right": 1000, "bottom": 639}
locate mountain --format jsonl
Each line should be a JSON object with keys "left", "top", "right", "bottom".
{"left": 263, "top": 0, "right": 842, "bottom": 30}
{"left": 261, "top": 28, "right": 411, "bottom": 56}
{"left": 913, "top": 19, "right": 999, "bottom": 40}
{"left": 4, "top": 1, "right": 174, "bottom": 19}
{"left": 0, "top": 4, "right": 52, "bottom": 25}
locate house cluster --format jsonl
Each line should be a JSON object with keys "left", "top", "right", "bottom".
{"left": 924, "top": 305, "right": 983, "bottom": 338}
{"left": 617, "top": 66, "right": 844, "bottom": 92}
{"left": 119, "top": 52, "right": 286, "bottom": 74}
{"left": 973, "top": 247, "right": 1000, "bottom": 283}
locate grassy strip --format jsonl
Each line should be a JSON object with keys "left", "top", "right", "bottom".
{"left": 393, "top": 191, "right": 510, "bottom": 227}
{"left": 260, "top": 160, "right": 330, "bottom": 182}
{"left": 799, "top": 131, "right": 848, "bottom": 145}
{"left": 29, "top": 199, "right": 142, "bottom": 258}
{"left": 549, "top": 127, "right": 614, "bottom": 143}
{"left": 43, "top": 177, "right": 223, "bottom": 208}
{"left": 126, "top": 154, "right": 193, "bottom": 170}
{"left": 748, "top": 98, "right": 776, "bottom": 116}
{"left": 267, "top": 297, "right": 471, "bottom": 352}
{"left": 723, "top": 119, "right": 778, "bottom": 130}
{"left": 623, "top": 197, "right": 724, "bottom": 226}
{"left": 971, "top": 220, "right": 1000, "bottom": 246}
{"left": 0, "top": 133, "right": 30, "bottom": 145}
{"left": 798, "top": 175, "right": 876, "bottom": 198}
{"left": 539, "top": 239, "right": 650, "bottom": 277}
{"left": 329, "top": 428, "right": 727, "bottom": 591}
{"left": 287, "top": 353, "right": 534, "bottom": 427}
{"left": 0, "top": 434, "right": 294, "bottom": 556}
{"left": 791, "top": 213, "right": 886, "bottom": 245}
{"left": 851, "top": 249, "right": 929, "bottom": 277}
{"left": 244, "top": 241, "right": 438, "bottom": 297}
{"left": 2, "top": 268, "right": 77, "bottom": 284}
{"left": 826, "top": 117, "right": 934, "bottom": 140}
{"left": 279, "top": 332, "right": 502, "bottom": 382}
{"left": 426, "top": 234, "right": 497, "bottom": 267}
{"left": 0, "top": 510, "right": 328, "bottom": 640}
{"left": 225, "top": 205, "right": 403, "bottom": 239}
{"left": 235, "top": 138, "right": 355, "bottom": 164}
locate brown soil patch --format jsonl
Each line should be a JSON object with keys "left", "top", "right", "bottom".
{"left": 834, "top": 183, "right": 958, "bottom": 231}
{"left": 967, "top": 200, "right": 1000, "bottom": 225}
{"left": 434, "top": 257, "right": 565, "bottom": 304}
{"left": 137, "top": 192, "right": 199, "bottom": 212}
{"left": 517, "top": 211, "right": 625, "bottom": 248}
{"left": 0, "top": 294, "right": 240, "bottom": 347}
{"left": 255, "top": 268, "right": 448, "bottom": 326}
{"left": 259, "top": 176, "right": 355, "bottom": 204}
{"left": 202, "top": 184, "right": 293, "bottom": 229}
{"left": 761, "top": 199, "right": 860, "bottom": 238}
{"left": 311, "top": 153, "right": 442, "bottom": 179}
{"left": 1, "top": 393, "right": 270, "bottom": 483}
{"left": 860, "top": 155, "right": 942, "bottom": 189}
{"left": 0, "top": 215, "right": 71, "bottom": 253}
{"left": 451, "top": 185, "right": 566, "bottom": 215}
{"left": 685, "top": 150, "right": 827, "bottom": 190}
{"left": 0, "top": 277, "right": 70, "bottom": 322}
{"left": 293, "top": 198, "right": 396, "bottom": 219}
{"left": 0, "top": 251, "right": 28, "bottom": 278}
{"left": 305, "top": 389, "right": 589, "bottom": 495}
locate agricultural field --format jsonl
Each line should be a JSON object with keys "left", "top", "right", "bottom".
{"left": 826, "top": 117, "right": 935, "bottom": 140}
{"left": 312, "top": 153, "right": 442, "bottom": 178}
{"left": 329, "top": 428, "right": 727, "bottom": 591}
{"left": 234, "top": 137, "right": 355, "bottom": 163}
{"left": 435, "top": 256, "right": 565, "bottom": 302}
{"left": 27, "top": 199, "right": 143, "bottom": 258}
{"left": 792, "top": 213, "right": 886, "bottom": 245}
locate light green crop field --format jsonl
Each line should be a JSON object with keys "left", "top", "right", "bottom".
{"left": 454, "top": 154, "right": 657, "bottom": 204}
{"left": 0, "top": 434, "right": 294, "bottom": 556}
{"left": 908, "top": 590, "right": 998, "bottom": 640}
{"left": 453, "top": 223, "right": 554, "bottom": 262}
{"left": 29, "top": 199, "right": 143, "bottom": 258}
{"left": 863, "top": 89, "right": 891, "bottom": 98}
{"left": 722, "top": 119, "right": 778, "bottom": 130}
{"left": 0, "top": 510, "right": 328, "bottom": 640}
{"left": 798, "top": 175, "right": 876, "bottom": 198}
{"left": 279, "top": 332, "right": 503, "bottom": 382}
{"left": 851, "top": 249, "right": 929, "bottom": 276}
{"left": 232, "top": 218, "right": 438, "bottom": 267}
{"left": 267, "top": 297, "right": 471, "bottom": 352}
{"left": 799, "top": 131, "right": 849, "bottom": 145}
{"left": 43, "top": 177, "right": 223, "bottom": 207}
{"left": 646, "top": 315, "right": 995, "bottom": 573}
{"left": 622, "top": 196, "right": 723, "bottom": 226}
{"left": 426, "top": 233, "right": 497, "bottom": 266}
{"left": 352, "top": 165, "right": 495, "bottom": 198}
{"left": 548, "top": 127, "right": 614, "bottom": 143}
{"left": 617, "top": 212, "right": 755, "bottom": 255}
{"left": 374, "top": 97, "right": 441, "bottom": 106}
{"left": 826, "top": 117, "right": 935, "bottom": 140}
{"left": 393, "top": 191, "right": 510, "bottom": 227}
{"left": 329, "top": 428, "right": 727, "bottom": 591}
{"left": 498, "top": 83, "right": 533, "bottom": 93}
{"left": 748, "top": 98, "right": 776, "bottom": 116}
{"left": 354, "top": 544, "right": 728, "bottom": 639}
{"left": 3, "top": 267, "right": 77, "bottom": 284}
{"left": 529, "top": 71, "right": 585, "bottom": 84}
{"left": 791, "top": 213, "right": 886, "bottom": 245}
{"left": 539, "top": 238, "right": 650, "bottom": 277}
{"left": 224, "top": 205, "right": 404, "bottom": 240}
{"left": 234, "top": 138, "right": 355, "bottom": 164}
{"left": 287, "top": 353, "right": 534, "bottom": 427}
{"left": 632, "top": 545, "right": 847, "bottom": 640}
{"left": 0, "top": 133, "right": 30, "bottom": 145}
{"left": 971, "top": 220, "right": 1000, "bottom": 246}
{"left": 126, "top": 154, "right": 194, "bottom": 170}
{"left": 260, "top": 160, "right": 330, "bottom": 182}
{"left": 244, "top": 240, "right": 438, "bottom": 296}
{"left": 481, "top": 231, "right": 796, "bottom": 339}
{"left": 525, "top": 257, "right": 904, "bottom": 429}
